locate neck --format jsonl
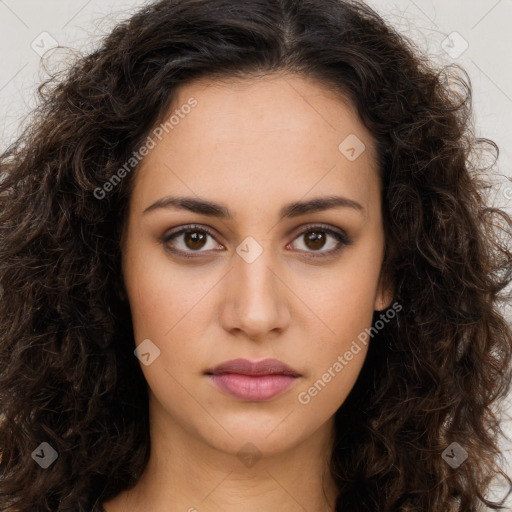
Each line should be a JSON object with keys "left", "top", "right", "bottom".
{"left": 103, "top": 393, "right": 339, "bottom": 512}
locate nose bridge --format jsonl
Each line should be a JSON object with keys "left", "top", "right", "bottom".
{"left": 221, "top": 235, "right": 289, "bottom": 337}
{"left": 233, "top": 234, "right": 281, "bottom": 302}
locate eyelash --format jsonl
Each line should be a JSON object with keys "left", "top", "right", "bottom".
{"left": 161, "top": 223, "right": 353, "bottom": 260}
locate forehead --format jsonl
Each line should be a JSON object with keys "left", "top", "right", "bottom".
{"left": 130, "top": 73, "right": 379, "bottom": 218}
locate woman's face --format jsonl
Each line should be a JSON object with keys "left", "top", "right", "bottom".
{"left": 121, "top": 73, "right": 391, "bottom": 458}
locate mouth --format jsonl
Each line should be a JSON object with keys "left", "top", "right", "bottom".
{"left": 205, "top": 358, "right": 301, "bottom": 401}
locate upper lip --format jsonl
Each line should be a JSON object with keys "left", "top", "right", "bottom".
{"left": 206, "top": 358, "right": 301, "bottom": 377}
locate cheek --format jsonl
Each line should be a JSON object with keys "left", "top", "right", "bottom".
{"left": 294, "top": 278, "right": 375, "bottom": 419}
{"left": 295, "top": 344, "right": 367, "bottom": 422}
{"left": 313, "top": 245, "right": 383, "bottom": 343}
{"left": 123, "top": 251, "right": 204, "bottom": 407}
{"left": 123, "top": 254, "right": 166, "bottom": 341}
{"left": 123, "top": 240, "right": 217, "bottom": 380}
{"left": 122, "top": 231, "right": 198, "bottom": 340}
{"left": 295, "top": 237, "right": 382, "bottom": 407}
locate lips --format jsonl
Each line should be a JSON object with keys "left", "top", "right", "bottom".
{"left": 205, "top": 358, "right": 301, "bottom": 377}
{"left": 205, "top": 358, "right": 301, "bottom": 401}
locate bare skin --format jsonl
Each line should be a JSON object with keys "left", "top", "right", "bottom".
{"left": 103, "top": 71, "right": 392, "bottom": 512}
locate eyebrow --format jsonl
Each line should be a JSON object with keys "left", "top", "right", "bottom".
{"left": 142, "top": 194, "right": 365, "bottom": 219}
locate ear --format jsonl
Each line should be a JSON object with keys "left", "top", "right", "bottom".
{"left": 373, "top": 270, "right": 394, "bottom": 311}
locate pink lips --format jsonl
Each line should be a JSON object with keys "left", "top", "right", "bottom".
{"left": 205, "top": 358, "right": 301, "bottom": 401}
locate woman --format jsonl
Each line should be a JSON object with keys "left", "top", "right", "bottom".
{"left": 1, "top": 0, "right": 511, "bottom": 511}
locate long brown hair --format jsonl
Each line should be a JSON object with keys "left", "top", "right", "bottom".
{"left": 1, "top": 0, "right": 511, "bottom": 510}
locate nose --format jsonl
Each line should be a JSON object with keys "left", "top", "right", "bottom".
{"left": 219, "top": 244, "right": 291, "bottom": 340}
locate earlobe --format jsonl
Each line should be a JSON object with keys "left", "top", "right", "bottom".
{"left": 374, "top": 273, "right": 394, "bottom": 311}
{"left": 374, "top": 292, "right": 392, "bottom": 311}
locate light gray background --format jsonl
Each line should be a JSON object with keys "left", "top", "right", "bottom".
{"left": 1, "top": 0, "right": 511, "bottom": 506}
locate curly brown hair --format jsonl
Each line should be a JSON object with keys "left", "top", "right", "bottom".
{"left": 1, "top": 0, "right": 511, "bottom": 510}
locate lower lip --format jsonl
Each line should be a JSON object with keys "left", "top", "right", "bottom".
{"left": 207, "top": 373, "right": 299, "bottom": 401}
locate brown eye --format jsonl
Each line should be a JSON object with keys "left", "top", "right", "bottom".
{"left": 183, "top": 230, "right": 207, "bottom": 250}
{"left": 163, "top": 225, "right": 222, "bottom": 256}
{"left": 289, "top": 225, "right": 352, "bottom": 258}
{"left": 303, "top": 230, "right": 327, "bottom": 251}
